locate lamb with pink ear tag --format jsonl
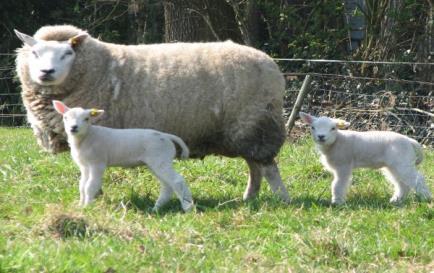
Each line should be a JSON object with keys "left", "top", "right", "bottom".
{"left": 53, "top": 100, "right": 195, "bottom": 212}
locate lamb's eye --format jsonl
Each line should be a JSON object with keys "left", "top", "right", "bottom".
{"left": 85, "top": 117, "right": 90, "bottom": 122}
{"left": 63, "top": 116, "right": 67, "bottom": 120}
{"left": 311, "top": 126, "right": 315, "bottom": 130}
{"left": 331, "top": 127, "right": 336, "bottom": 131}
{"left": 31, "top": 50, "right": 38, "bottom": 58}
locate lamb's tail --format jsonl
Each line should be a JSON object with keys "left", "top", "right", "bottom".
{"left": 165, "top": 134, "right": 189, "bottom": 159}
{"left": 410, "top": 139, "right": 423, "bottom": 165}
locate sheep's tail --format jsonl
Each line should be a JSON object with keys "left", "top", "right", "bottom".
{"left": 165, "top": 134, "right": 190, "bottom": 159}
{"left": 409, "top": 138, "right": 423, "bottom": 165}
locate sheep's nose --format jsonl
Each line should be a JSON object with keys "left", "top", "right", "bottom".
{"left": 41, "top": 68, "right": 55, "bottom": 75}
{"left": 70, "top": 125, "right": 78, "bottom": 133}
{"left": 318, "top": 135, "right": 325, "bottom": 141}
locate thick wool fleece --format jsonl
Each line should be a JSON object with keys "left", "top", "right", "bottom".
{"left": 16, "top": 25, "right": 286, "bottom": 164}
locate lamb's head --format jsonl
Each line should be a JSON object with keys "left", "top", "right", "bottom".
{"left": 15, "top": 29, "right": 88, "bottom": 86}
{"left": 299, "top": 112, "right": 350, "bottom": 146}
{"left": 52, "top": 100, "right": 104, "bottom": 138}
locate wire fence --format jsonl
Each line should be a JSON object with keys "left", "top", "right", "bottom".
{"left": 0, "top": 55, "right": 433, "bottom": 145}
{"left": 280, "top": 59, "right": 433, "bottom": 146}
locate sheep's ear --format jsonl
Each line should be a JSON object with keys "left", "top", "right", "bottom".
{"left": 68, "top": 32, "right": 88, "bottom": 49}
{"left": 14, "top": 29, "right": 37, "bottom": 47}
{"left": 299, "top": 112, "right": 314, "bottom": 124}
{"left": 335, "top": 119, "right": 350, "bottom": 129}
{"left": 89, "top": 108, "right": 104, "bottom": 118}
{"left": 52, "top": 100, "right": 69, "bottom": 115}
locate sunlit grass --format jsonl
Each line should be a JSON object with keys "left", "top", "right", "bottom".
{"left": 0, "top": 128, "right": 433, "bottom": 272}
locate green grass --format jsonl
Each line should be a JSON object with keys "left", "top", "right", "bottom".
{"left": 0, "top": 128, "right": 433, "bottom": 273}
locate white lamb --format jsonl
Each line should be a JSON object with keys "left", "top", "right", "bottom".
{"left": 52, "top": 100, "right": 194, "bottom": 212}
{"left": 299, "top": 112, "right": 432, "bottom": 205}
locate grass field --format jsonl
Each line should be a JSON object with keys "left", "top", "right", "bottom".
{"left": 0, "top": 128, "right": 433, "bottom": 273}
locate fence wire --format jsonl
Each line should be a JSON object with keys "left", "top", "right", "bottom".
{"left": 0, "top": 57, "right": 433, "bottom": 145}
{"left": 281, "top": 59, "right": 433, "bottom": 146}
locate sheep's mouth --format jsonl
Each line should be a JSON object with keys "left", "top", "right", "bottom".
{"left": 39, "top": 75, "right": 55, "bottom": 82}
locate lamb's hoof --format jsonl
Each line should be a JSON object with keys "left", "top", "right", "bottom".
{"left": 389, "top": 196, "right": 404, "bottom": 205}
{"left": 242, "top": 190, "right": 259, "bottom": 201}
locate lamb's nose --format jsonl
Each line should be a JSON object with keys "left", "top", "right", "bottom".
{"left": 318, "top": 135, "right": 325, "bottom": 141}
{"left": 41, "top": 68, "right": 55, "bottom": 74}
{"left": 70, "top": 125, "right": 78, "bottom": 133}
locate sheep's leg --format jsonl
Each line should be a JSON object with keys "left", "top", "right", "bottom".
{"left": 243, "top": 160, "right": 263, "bottom": 201}
{"left": 83, "top": 164, "right": 105, "bottom": 206}
{"left": 149, "top": 162, "right": 194, "bottom": 212}
{"left": 262, "top": 160, "right": 290, "bottom": 203}
{"left": 79, "top": 166, "right": 89, "bottom": 206}
{"left": 331, "top": 166, "right": 352, "bottom": 205}
{"left": 153, "top": 182, "right": 174, "bottom": 211}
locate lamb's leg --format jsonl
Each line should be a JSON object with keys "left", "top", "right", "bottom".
{"left": 149, "top": 162, "right": 194, "bottom": 212}
{"left": 83, "top": 164, "right": 105, "bottom": 206}
{"left": 243, "top": 160, "right": 263, "bottom": 201}
{"left": 386, "top": 166, "right": 431, "bottom": 203}
{"left": 79, "top": 166, "right": 89, "bottom": 206}
{"left": 383, "top": 167, "right": 410, "bottom": 203}
{"left": 414, "top": 173, "right": 432, "bottom": 201}
{"left": 153, "top": 182, "right": 174, "bottom": 211}
{"left": 331, "top": 166, "right": 352, "bottom": 205}
{"left": 262, "top": 160, "right": 290, "bottom": 203}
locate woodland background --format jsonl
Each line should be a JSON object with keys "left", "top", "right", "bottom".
{"left": 0, "top": 0, "right": 433, "bottom": 131}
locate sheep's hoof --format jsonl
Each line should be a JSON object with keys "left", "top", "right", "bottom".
{"left": 151, "top": 206, "right": 160, "bottom": 213}
{"left": 182, "top": 202, "right": 196, "bottom": 213}
{"left": 331, "top": 199, "right": 345, "bottom": 206}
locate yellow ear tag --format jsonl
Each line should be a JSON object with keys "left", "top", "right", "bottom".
{"left": 337, "top": 120, "right": 347, "bottom": 129}
{"left": 69, "top": 37, "right": 78, "bottom": 46}
{"left": 90, "top": 109, "right": 99, "bottom": 117}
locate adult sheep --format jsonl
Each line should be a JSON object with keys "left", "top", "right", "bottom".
{"left": 15, "top": 25, "right": 290, "bottom": 202}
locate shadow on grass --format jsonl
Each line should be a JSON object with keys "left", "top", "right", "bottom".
{"left": 125, "top": 190, "right": 409, "bottom": 216}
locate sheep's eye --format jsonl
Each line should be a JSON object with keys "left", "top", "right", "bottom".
{"left": 31, "top": 50, "right": 38, "bottom": 58}
{"left": 331, "top": 127, "right": 336, "bottom": 131}
{"left": 85, "top": 117, "right": 90, "bottom": 122}
{"left": 63, "top": 116, "right": 67, "bottom": 120}
{"left": 60, "top": 50, "right": 73, "bottom": 60}
{"left": 311, "top": 126, "right": 315, "bottom": 130}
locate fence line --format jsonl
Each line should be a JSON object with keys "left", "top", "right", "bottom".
{"left": 275, "top": 58, "right": 434, "bottom": 66}
{"left": 0, "top": 56, "right": 432, "bottom": 145}
{"left": 284, "top": 72, "right": 434, "bottom": 86}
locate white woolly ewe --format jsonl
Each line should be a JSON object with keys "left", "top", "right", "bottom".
{"left": 15, "top": 25, "right": 290, "bottom": 203}
{"left": 299, "top": 112, "right": 432, "bottom": 204}
{"left": 53, "top": 100, "right": 194, "bottom": 212}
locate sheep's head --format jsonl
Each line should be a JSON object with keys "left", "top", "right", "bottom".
{"left": 52, "top": 100, "right": 104, "bottom": 139}
{"left": 299, "top": 112, "right": 350, "bottom": 146}
{"left": 15, "top": 29, "right": 88, "bottom": 86}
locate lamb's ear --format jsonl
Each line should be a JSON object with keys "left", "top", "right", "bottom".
{"left": 335, "top": 119, "right": 350, "bottom": 129}
{"left": 68, "top": 32, "right": 88, "bottom": 49}
{"left": 89, "top": 108, "right": 104, "bottom": 118}
{"left": 14, "top": 29, "right": 37, "bottom": 47}
{"left": 52, "top": 100, "right": 70, "bottom": 115}
{"left": 299, "top": 112, "right": 315, "bottom": 125}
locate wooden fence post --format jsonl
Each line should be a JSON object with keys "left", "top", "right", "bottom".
{"left": 285, "top": 74, "right": 312, "bottom": 135}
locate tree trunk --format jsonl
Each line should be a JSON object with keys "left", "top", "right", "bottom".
{"left": 163, "top": 0, "right": 243, "bottom": 43}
